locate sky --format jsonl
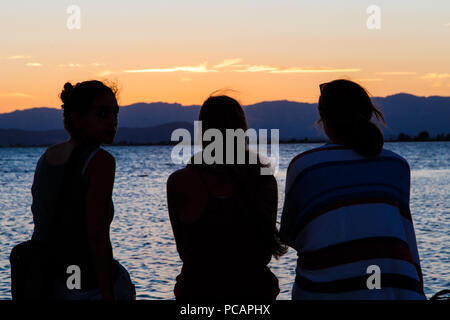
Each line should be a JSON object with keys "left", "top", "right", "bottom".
{"left": 0, "top": 0, "right": 450, "bottom": 113}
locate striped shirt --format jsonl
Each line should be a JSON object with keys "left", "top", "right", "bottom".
{"left": 280, "top": 144, "right": 426, "bottom": 300}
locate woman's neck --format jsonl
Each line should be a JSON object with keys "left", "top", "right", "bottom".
{"left": 68, "top": 137, "right": 101, "bottom": 148}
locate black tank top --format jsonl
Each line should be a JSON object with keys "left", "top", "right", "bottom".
{"left": 48, "top": 143, "right": 116, "bottom": 290}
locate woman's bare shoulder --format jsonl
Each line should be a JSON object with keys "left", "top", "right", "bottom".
{"left": 84, "top": 148, "right": 116, "bottom": 177}
{"left": 168, "top": 167, "right": 198, "bottom": 184}
{"left": 44, "top": 142, "right": 72, "bottom": 165}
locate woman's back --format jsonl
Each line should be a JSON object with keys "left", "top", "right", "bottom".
{"left": 281, "top": 144, "right": 426, "bottom": 299}
{"left": 30, "top": 142, "right": 104, "bottom": 289}
{"left": 31, "top": 142, "right": 98, "bottom": 242}
{"left": 168, "top": 165, "right": 280, "bottom": 300}
{"left": 31, "top": 145, "right": 68, "bottom": 243}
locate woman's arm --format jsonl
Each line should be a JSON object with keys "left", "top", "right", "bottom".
{"left": 258, "top": 175, "right": 278, "bottom": 230}
{"left": 167, "top": 171, "right": 182, "bottom": 252}
{"left": 167, "top": 168, "right": 208, "bottom": 257}
{"left": 279, "top": 170, "right": 297, "bottom": 247}
{"left": 85, "top": 149, "right": 115, "bottom": 300}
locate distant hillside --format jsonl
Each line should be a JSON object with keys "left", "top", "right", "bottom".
{"left": 0, "top": 128, "right": 69, "bottom": 147}
{"left": 0, "top": 94, "right": 449, "bottom": 146}
{"left": 114, "top": 121, "right": 194, "bottom": 145}
{"left": 0, "top": 122, "right": 194, "bottom": 147}
{"left": 372, "top": 94, "right": 450, "bottom": 138}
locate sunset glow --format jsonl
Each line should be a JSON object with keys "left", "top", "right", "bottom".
{"left": 1, "top": 0, "right": 450, "bottom": 112}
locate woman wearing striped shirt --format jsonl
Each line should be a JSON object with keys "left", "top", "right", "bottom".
{"left": 280, "top": 79, "right": 426, "bottom": 300}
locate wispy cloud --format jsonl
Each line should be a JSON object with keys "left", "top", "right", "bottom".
{"left": 221, "top": 59, "right": 360, "bottom": 73}
{"left": 26, "top": 62, "right": 42, "bottom": 67}
{"left": 213, "top": 58, "right": 242, "bottom": 68}
{"left": 58, "top": 63, "right": 82, "bottom": 68}
{"left": 421, "top": 73, "right": 450, "bottom": 79}
{"left": 232, "top": 65, "right": 360, "bottom": 73}
{"left": 233, "top": 65, "right": 278, "bottom": 72}
{"left": 0, "top": 92, "right": 36, "bottom": 98}
{"left": 123, "top": 59, "right": 360, "bottom": 75}
{"left": 124, "top": 63, "right": 217, "bottom": 73}
{"left": 7, "top": 55, "right": 32, "bottom": 60}
{"left": 57, "top": 62, "right": 105, "bottom": 68}
{"left": 96, "top": 70, "right": 115, "bottom": 77}
{"left": 270, "top": 67, "right": 360, "bottom": 74}
{"left": 375, "top": 71, "right": 417, "bottom": 75}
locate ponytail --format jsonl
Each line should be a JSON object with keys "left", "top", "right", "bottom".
{"left": 350, "top": 121, "right": 384, "bottom": 157}
{"left": 318, "top": 79, "right": 386, "bottom": 157}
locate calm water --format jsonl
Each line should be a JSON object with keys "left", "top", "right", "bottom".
{"left": 0, "top": 142, "right": 449, "bottom": 300}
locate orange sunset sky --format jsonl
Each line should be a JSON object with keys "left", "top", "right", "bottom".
{"left": 1, "top": 0, "right": 450, "bottom": 113}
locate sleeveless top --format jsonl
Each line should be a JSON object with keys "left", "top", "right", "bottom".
{"left": 174, "top": 165, "right": 279, "bottom": 300}
{"left": 281, "top": 144, "right": 426, "bottom": 300}
{"left": 31, "top": 143, "right": 114, "bottom": 291}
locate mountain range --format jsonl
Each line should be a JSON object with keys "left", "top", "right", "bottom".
{"left": 0, "top": 93, "right": 449, "bottom": 147}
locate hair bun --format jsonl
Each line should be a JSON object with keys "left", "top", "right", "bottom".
{"left": 63, "top": 82, "right": 74, "bottom": 92}
{"left": 60, "top": 82, "right": 74, "bottom": 106}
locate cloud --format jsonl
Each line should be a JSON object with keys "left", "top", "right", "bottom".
{"left": 212, "top": 58, "right": 242, "bottom": 68}
{"left": 26, "top": 62, "right": 42, "bottom": 67}
{"left": 124, "top": 63, "right": 217, "bottom": 73}
{"left": 375, "top": 71, "right": 416, "bottom": 75}
{"left": 233, "top": 65, "right": 278, "bottom": 72}
{"left": 214, "top": 59, "right": 360, "bottom": 73}
{"left": 7, "top": 55, "right": 32, "bottom": 60}
{"left": 122, "top": 59, "right": 360, "bottom": 75}
{"left": 232, "top": 65, "right": 360, "bottom": 73}
{"left": 270, "top": 67, "right": 360, "bottom": 74}
{"left": 0, "top": 92, "right": 36, "bottom": 98}
{"left": 96, "top": 70, "right": 115, "bottom": 77}
{"left": 58, "top": 63, "right": 81, "bottom": 68}
{"left": 421, "top": 73, "right": 450, "bottom": 79}
{"left": 57, "top": 62, "right": 104, "bottom": 67}
{"left": 180, "top": 77, "right": 192, "bottom": 82}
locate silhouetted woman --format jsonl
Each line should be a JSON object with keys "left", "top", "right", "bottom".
{"left": 167, "top": 95, "right": 286, "bottom": 301}
{"left": 26, "top": 80, "right": 135, "bottom": 299}
{"left": 280, "top": 79, "right": 426, "bottom": 299}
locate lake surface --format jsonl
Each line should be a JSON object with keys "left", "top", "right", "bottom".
{"left": 0, "top": 142, "right": 449, "bottom": 299}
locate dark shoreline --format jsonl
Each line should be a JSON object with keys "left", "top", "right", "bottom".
{"left": 1, "top": 139, "right": 449, "bottom": 149}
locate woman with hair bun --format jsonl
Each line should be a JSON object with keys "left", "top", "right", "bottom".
{"left": 12, "top": 80, "right": 135, "bottom": 300}
{"left": 280, "top": 79, "right": 426, "bottom": 300}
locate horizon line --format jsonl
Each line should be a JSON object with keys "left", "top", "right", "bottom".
{"left": 2, "top": 92, "right": 450, "bottom": 114}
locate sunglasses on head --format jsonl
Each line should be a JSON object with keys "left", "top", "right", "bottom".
{"left": 319, "top": 82, "right": 329, "bottom": 93}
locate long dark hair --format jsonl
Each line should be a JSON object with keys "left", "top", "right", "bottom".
{"left": 190, "top": 94, "right": 287, "bottom": 259}
{"left": 318, "top": 79, "right": 386, "bottom": 157}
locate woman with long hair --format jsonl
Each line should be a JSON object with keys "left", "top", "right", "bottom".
{"left": 167, "top": 94, "right": 287, "bottom": 300}
{"left": 13, "top": 80, "right": 135, "bottom": 300}
{"left": 280, "top": 79, "right": 426, "bottom": 299}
